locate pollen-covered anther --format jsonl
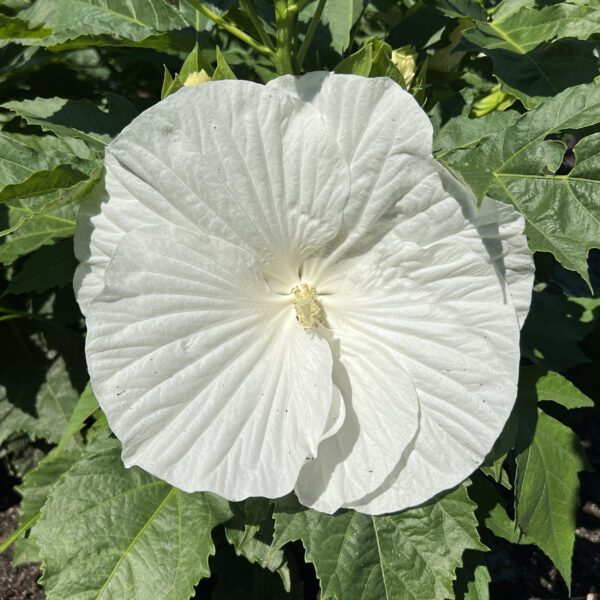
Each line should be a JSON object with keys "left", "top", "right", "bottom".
{"left": 291, "top": 283, "right": 324, "bottom": 331}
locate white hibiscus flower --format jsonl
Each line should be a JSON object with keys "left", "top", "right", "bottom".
{"left": 74, "top": 72, "right": 534, "bottom": 515}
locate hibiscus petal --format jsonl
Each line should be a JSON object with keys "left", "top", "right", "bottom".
{"left": 74, "top": 79, "right": 351, "bottom": 313}
{"left": 267, "top": 72, "right": 432, "bottom": 260}
{"left": 268, "top": 74, "right": 533, "bottom": 325}
{"left": 320, "top": 237, "right": 521, "bottom": 514}
{"left": 294, "top": 328, "right": 419, "bottom": 514}
{"left": 84, "top": 225, "right": 336, "bottom": 500}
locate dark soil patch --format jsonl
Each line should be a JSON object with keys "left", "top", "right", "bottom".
{"left": 0, "top": 507, "right": 44, "bottom": 600}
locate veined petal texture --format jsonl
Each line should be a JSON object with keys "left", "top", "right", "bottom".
{"left": 76, "top": 72, "right": 533, "bottom": 513}
{"left": 84, "top": 226, "right": 337, "bottom": 499}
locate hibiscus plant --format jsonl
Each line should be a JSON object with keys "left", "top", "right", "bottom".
{"left": 0, "top": 0, "right": 598, "bottom": 599}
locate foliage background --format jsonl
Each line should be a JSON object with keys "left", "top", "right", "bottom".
{"left": 0, "top": 0, "right": 599, "bottom": 598}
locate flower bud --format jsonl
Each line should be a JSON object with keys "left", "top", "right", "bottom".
{"left": 184, "top": 69, "right": 211, "bottom": 87}
{"left": 391, "top": 47, "right": 417, "bottom": 88}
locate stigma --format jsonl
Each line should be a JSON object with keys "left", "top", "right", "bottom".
{"left": 291, "top": 283, "right": 324, "bottom": 331}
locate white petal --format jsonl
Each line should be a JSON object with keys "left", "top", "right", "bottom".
{"left": 321, "top": 237, "right": 521, "bottom": 514}
{"left": 294, "top": 327, "right": 419, "bottom": 514}
{"left": 111, "top": 81, "right": 348, "bottom": 285}
{"left": 268, "top": 73, "right": 433, "bottom": 261}
{"left": 85, "top": 225, "right": 336, "bottom": 500}
{"left": 268, "top": 73, "right": 533, "bottom": 325}
{"left": 377, "top": 163, "right": 534, "bottom": 326}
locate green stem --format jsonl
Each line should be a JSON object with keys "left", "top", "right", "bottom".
{"left": 289, "top": 0, "right": 315, "bottom": 13}
{"left": 274, "top": 0, "right": 296, "bottom": 75}
{"left": 0, "top": 307, "right": 81, "bottom": 338}
{"left": 184, "top": 0, "right": 272, "bottom": 56}
{"left": 296, "top": 0, "right": 326, "bottom": 71}
{"left": 0, "top": 513, "right": 40, "bottom": 554}
{"left": 241, "top": 0, "right": 275, "bottom": 52}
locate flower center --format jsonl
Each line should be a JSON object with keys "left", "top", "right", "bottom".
{"left": 291, "top": 283, "right": 323, "bottom": 331}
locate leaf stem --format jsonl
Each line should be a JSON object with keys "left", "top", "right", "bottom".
{"left": 183, "top": 0, "right": 272, "bottom": 56}
{"left": 241, "top": 0, "right": 275, "bottom": 52}
{"left": 296, "top": 0, "right": 326, "bottom": 71}
{"left": 289, "top": 0, "right": 316, "bottom": 13}
{"left": 0, "top": 513, "right": 40, "bottom": 554}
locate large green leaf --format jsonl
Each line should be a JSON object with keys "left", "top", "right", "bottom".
{"left": 56, "top": 383, "right": 99, "bottom": 452}
{"left": 33, "top": 436, "right": 233, "bottom": 600}
{"left": 5, "top": 238, "right": 77, "bottom": 295}
{"left": 481, "top": 39, "right": 599, "bottom": 109}
{"left": 17, "top": 0, "right": 189, "bottom": 49}
{"left": 462, "top": 2, "right": 600, "bottom": 53}
{"left": 2, "top": 95, "right": 137, "bottom": 148}
{"left": 273, "top": 485, "right": 483, "bottom": 600}
{"left": 0, "top": 166, "right": 102, "bottom": 264}
{"left": 445, "top": 84, "right": 600, "bottom": 283}
{"left": 0, "top": 133, "right": 93, "bottom": 193}
{"left": 515, "top": 406, "right": 587, "bottom": 589}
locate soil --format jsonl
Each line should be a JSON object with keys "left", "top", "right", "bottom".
{"left": 0, "top": 507, "right": 44, "bottom": 600}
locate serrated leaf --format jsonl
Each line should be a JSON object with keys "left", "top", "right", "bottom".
{"left": 225, "top": 499, "right": 286, "bottom": 574}
{"left": 0, "top": 166, "right": 102, "bottom": 264}
{"left": 434, "top": 110, "right": 519, "bottom": 156}
{"left": 5, "top": 238, "right": 77, "bottom": 295}
{"left": 515, "top": 406, "right": 587, "bottom": 589}
{"left": 17, "top": 0, "right": 189, "bottom": 49}
{"left": 519, "top": 366, "right": 594, "bottom": 410}
{"left": 445, "top": 84, "right": 600, "bottom": 283}
{"left": 273, "top": 485, "right": 483, "bottom": 600}
{"left": 453, "top": 551, "right": 491, "bottom": 600}
{"left": 2, "top": 95, "right": 137, "bottom": 148}
{"left": 56, "top": 383, "right": 99, "bottom": 451}
{"left": 0, "top": 132, "right": 93, "bottom": 193}
{"left": 33, "top": 437, "right": 232, "bottom": 600}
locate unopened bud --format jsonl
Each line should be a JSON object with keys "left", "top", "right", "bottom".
{"left": 184, "top": 70, "right": 211, "bottom": 87}
{"left": 391, "top": 47, "right": 417, "bottom": 88}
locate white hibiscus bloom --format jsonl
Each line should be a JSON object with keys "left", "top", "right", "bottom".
{"left": 74, "top": 72, "right": 534, "bottom": 515}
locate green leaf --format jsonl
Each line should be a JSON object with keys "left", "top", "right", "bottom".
{"left": 0, "top": 166, "right": 102, "bottom": 265}
{"left": 2, "top": 95, "right": 137, "bottom": 148}
{"left": 0, "top": 132, "right": 93, "bottom": 193}
{"left": 484, "top": 39, "right": 599, "bottom": 109}
{"left": 212, "top": 46, "right": 237, "bottom": 80}
{"left": 462, "top": 2, "right": 600, "bottom": 54}
{"left": 515, "top": 407, "right": 587, "bottom": 589}
{"left": 5, "top": 238, "right": 77, "bottom": 295}
{"left": 17, "top": 0, "right": 189, "bottom": 49}
{"left": 445, "top": 84, "right": 600, "bottom": 282}
{"left": 33, "top": 436, "right": 233, "bottom": 600}
{"left": 434, "top": 110, "right": 519, "bottom": 156}
{"left": 273, "top": 485, "right": 483, "bottom": 600}
{"left": 56, "top": 383, "right": 99, "bottom": 452}
{"left": 9, "top": 449, "right": 80, "bottom": 563}
{"left": 0, "top": 14, "right": 51, "bottom": 42}
{"left": 335, "top": 38, "right": 405, "bottom": 87}
{"left": 224, "top": 498, "right": 291, "bottom": 591}
{"left": 0, "top": 357, "right": 79, "bottom": 445}
{"left": 319, "top": 0, "right": 366, "bottom": 54}
{"left": 453, "top": 551, "right": 491, "bottom": 600}
{"left": 211, "top": 540, "right": 300, "bottom": 600}
{"left": 519, "top": 366, "right": 594, "bottom": 410}
{"left": 521, "top": 289, "right": 592, "bottom": 370}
